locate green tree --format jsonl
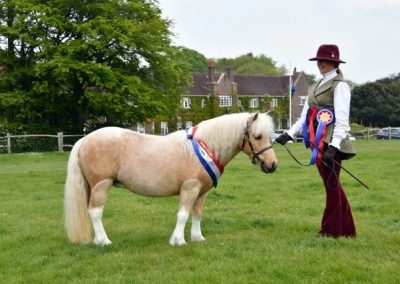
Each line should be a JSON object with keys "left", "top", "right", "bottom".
{"left": 270, "top": 96, "right": 289, "bottom": 128}
{"left": 304, "top": 73, "right": 317, "bottom": 85}
{"left": 214, "top": 52, "right": 286, "bottom": 76}
{"left": 0, "top": 0, "right": 189, "bottom": 132}
{"left": 351, "top": 73, "right": 400, "bottom": 127}
{"left": 175, "top": 47, "right": 207, "bottom": 72}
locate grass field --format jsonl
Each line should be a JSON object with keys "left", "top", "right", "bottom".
{"left": 1, "top": 140, "right": 400, "bottom": 283}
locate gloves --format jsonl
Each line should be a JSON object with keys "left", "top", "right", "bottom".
{"left": 322, "top": 146, "right": 337, "bottom": 162}
{"left": 275, "top": 132, "right": 293, "bottom": 145}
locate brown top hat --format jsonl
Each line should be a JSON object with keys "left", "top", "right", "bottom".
{"left": 309, "top": 44, "right": 346, "bottom": 63}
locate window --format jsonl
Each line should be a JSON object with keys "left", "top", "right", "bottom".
{"left": 219, "top": 96, "right": 232, "bottom": 107}
{"left": 201, "top": 98, "right": 206, "bottom": 108}
{"left": 137, "top": 123, "right": 145, "bottom": 133}
{"left": 181, "top": 97, "right": 191, "bottom": 109}
{"left": 299, "top": 96, "right": 307, "bottom": 106}
{"left": 250, "top": 98, "right": 259, "bottom": 108}
{"left": 185, "top": 121, "right": 193, "bottom": 129}
{"left": 160, "top": 122, "right": 168, "bottom": 135}
{"left": 271, "top": 98, "right": 278, "bottom": 108}
{"left": 177, "top": 121, "right": 182, "bottom": 130}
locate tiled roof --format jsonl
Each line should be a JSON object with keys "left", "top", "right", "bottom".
{"left": 188, "top": 71, "right": 225, "bottom": 95}
{"left": 188, "top": 72, "right": 211, "bottom": 95}
{"left": 234, "top": 74, "right": 290, "bottom": 96}
{"left": 187, "top": 71, "right": 304, "bottom": 97}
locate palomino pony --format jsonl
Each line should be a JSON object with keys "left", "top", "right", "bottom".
{"left": 64, "top": 112, "right": 278, "bottom": 246}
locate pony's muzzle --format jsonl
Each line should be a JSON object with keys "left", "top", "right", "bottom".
{"left": 261, "top": 161, "right": 277, "bottom": 173}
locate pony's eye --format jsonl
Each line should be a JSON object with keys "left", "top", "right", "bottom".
{"left": 254, "top": 134, "right": 262, "bottom": 140}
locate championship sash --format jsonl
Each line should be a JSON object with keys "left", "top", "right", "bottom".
{"left": 187, "top": 127, "right": 224, "bottom": 187}
{"left": 302, "top": 107, "right": 335, "bottom": 166}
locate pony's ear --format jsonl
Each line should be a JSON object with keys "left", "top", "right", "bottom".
{"left": 252, "top": 112, "right": 259, "bottom": 121}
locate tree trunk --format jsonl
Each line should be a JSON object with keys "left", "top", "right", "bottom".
{"left": 6, "top": 1, "right": 15, "bottom": 63}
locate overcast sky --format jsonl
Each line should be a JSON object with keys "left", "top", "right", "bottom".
{"left": 159, "top": 0, "right": 400, "bottom": 84}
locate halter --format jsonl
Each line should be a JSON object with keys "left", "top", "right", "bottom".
{"left": 240, "top": 125, "right": 273, "bottom": 164}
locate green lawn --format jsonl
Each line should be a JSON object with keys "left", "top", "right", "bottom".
{"left": 1, "top": 141, "right": 399, "bottom": 283}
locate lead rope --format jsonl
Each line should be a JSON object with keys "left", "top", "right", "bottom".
{"left": 282, "top": 143, "right": 369, "bottom": 190}
{"left": 283, "top": 144, "right": 340, "bottom": 191}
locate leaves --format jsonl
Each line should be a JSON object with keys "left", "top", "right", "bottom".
{"left": 0, "top": 0, "right": 190, "bottom": 132}
{"left": 214, "top": 52, "right": 286, "bottom": 76}
{"left": 351, "top": 73, "right": 400, "bottom": 127}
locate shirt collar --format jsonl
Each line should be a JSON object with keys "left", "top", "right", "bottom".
{"left": 318, "top": 69, "right": 337, "bottom": 87}
{"left": 322, "top": 69, "right": 337, "bottom": 81}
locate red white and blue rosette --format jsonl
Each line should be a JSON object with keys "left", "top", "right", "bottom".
{"left": 302, "top": 107, "right": 335, "bottom": 165}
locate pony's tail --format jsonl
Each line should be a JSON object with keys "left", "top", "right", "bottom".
{"left": 64, "top": 138, "right": 92, "bottom": 244}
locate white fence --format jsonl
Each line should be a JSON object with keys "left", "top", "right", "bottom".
{"left": 0, "top": 127, "right": 397, "bottom": 154}
{"left": 0, "top": 132, "right": 84, "bottom": 154}
{"left": 351, "top": 128, "right": 380, "bottom": 140}
{"left": 351, "top": 127, "right": 399, "bottom": 140}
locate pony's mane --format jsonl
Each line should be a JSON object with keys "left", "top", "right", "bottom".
{"left": 194, "top": 112, "right": 275, "bottom": 161}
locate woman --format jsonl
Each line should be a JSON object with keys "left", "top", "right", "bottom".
{"left": 276, "top": 44, "right": 356, "bottom": 238}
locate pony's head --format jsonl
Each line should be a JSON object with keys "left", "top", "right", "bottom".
{"left": 240, "top": 113, "right": 278, "bottom": 173}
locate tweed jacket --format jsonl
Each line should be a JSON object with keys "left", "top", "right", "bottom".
{"left": 308, "top": 74, "right": 356, "bottom": 159}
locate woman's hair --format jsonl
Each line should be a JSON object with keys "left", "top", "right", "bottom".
{"left": 335, "top": 62, "right": 343, "bottom": 76}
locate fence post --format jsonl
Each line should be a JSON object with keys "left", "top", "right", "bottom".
{"left": 6, "top": 132, "right": 11, "bottom": 154}
{"left": 57, "top": 132, "right": 64, "bottom": 152}
{"left": 367, "top": 128, "right": 370, "bottom": 141}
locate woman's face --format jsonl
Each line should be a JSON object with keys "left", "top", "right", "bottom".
{"left": 317, "top": 60, "right": 335, "bottom": 74}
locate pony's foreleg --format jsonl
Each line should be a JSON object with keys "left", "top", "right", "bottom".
{"left": 169, "top": 180, "right": 201, "bottom": 246}
{"left": 191, "top": 192, "right": 208, "bottom": 242}
{"left": 88, "top": 178, "right": 113, "bottom": 246}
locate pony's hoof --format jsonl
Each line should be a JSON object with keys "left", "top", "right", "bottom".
{"left": 169, "top": 236, "right": 186, "bottom": 246}
{"left": 93, "top": 237, "right": 112, "bottom": 246}
{"left": 191, "top": 235, "right": 205, "bottom": 242}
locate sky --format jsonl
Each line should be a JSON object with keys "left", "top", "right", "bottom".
{"left": 158, "top": 0, "right": 400, "bottom": 84}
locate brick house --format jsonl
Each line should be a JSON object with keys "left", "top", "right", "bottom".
{"left": 174, "top": 63, "right": 309, "bottom": 131}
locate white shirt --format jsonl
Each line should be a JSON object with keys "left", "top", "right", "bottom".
{"left": 287, "top": 69, "right": 351, "bottom": 149}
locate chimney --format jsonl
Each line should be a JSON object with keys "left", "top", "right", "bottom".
{"left": 207, "top": 60, "right": 216, "bottom": 84}
{"left": 226, "top": 66, "right": 234, "bottom": 81}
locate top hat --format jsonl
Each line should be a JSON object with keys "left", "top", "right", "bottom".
{"left": 309, "top": 44, "right": 346, "bottom": 63}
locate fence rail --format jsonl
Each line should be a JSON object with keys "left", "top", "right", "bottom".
{"left": 0, "top": 127, "right": 397, "bottom": 154}
{"left": 351, "top": 128, "right": 380, "bottom": 140}
{"left": 0, "top": 132, "right": 84, "bottom": 154}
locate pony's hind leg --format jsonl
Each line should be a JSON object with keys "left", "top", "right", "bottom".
{"left": 191, "top": 192, "right": 208, "bottom": 242}
{"left": 88, "top": 178, "right": 113, "bottom": 246}
{"left": 169, "top": 180, "right": 201, "bottom": 246}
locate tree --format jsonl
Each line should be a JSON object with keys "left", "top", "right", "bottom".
{"left": 0, "top": 0, "right": 189, "bottom": 132}
{"left": 351, "top": 73, "right": 400, "bottom": 127}
{"left": 214, "top": 52, "right": 286, "bottom": 76}
{"left": 304, "top": 73, "right": 317, "bottom": 85}
{"left": 175, "top": 47, "right": 207, "bottom": 72}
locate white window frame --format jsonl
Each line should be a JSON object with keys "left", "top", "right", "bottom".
{"left": 299, "top": 96, "right": 307, "bottom": 106}
{"left": 219, "top": 96, "right": 232, "bottom": 107}
{"left": 271, "top": 98, "right": 278, "bottom": 108}
{"left": 201, "top": 98, "right": 206, "bottom": 108}
{"left": 160, "top": 121, "right": 168, "bottom": 135}
{"left": 181, "top": 97, "right": 191, "bottom": 109}
{"left": 137, "top": 123, "right": 145, "bottom": 133}
{"left": 250, "top": 97, "right": 259, "bottom": 108}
